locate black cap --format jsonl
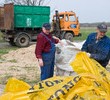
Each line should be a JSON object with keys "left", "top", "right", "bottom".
{"left": 42, "top": 23, "right": 51, "bottom": 30}
{"left": 97, "top": 23, "right": 107, "bottom": 33}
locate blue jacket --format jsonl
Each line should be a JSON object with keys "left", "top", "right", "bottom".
{"left": 81, "top": 32, "right": 110, "bottom": 67}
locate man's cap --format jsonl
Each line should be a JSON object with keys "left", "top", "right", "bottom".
{"left": 97, "top": 23, "right": 107, "bottom": 33}
{"left": 42, "top": 23, "right": 51, "bottom": 30}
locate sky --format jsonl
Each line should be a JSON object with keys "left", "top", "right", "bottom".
{"left": 46, "top": 0, "right": 110, "bottom": 23}
{"left": 0, "top": 0, "right": 110, "bottom": 23}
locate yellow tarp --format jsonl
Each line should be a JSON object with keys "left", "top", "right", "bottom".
{"left": 0, "top": 52, "right": 110, "bottom": 100}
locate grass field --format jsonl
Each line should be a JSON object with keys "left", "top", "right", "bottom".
{"left": 0, "top": 27, "right": 110, "bottom": 41}
{"left": 0, "top": 47, "right": 18, "bottom": 56}
{"left": 0, "top": 32, "right": 18, "bottom": 56}
{"left": 74, "top": 27, "right": 110, "bottom": 41}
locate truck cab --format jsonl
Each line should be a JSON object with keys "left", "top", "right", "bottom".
{"left": 52, "top": 11, "right": 81, "bottom": 41}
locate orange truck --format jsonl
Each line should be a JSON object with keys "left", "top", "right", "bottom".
{"left": 52, "top": 10, "right": 81, "bottom": 41}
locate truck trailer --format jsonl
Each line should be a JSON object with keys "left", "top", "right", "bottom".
{"left": 0, "top": 3, "right": 50, "bottom": 47}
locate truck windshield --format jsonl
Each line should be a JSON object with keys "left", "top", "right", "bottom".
{"left": 59, "top": 15, "right": 64, "bottom": 19}
{"left": 53, "top": 15, "right": 64, "bottom": 20}
{"left": 69, "top": 15, "right": 76, "bottom": 22}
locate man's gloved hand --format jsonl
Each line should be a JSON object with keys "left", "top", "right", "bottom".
{"left": 86, "top": 53, "right": 91, "bottom": 57}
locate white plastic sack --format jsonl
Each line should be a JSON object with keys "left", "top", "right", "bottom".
{"left": 55, "top": 39, "right": 85, "bottom": 76}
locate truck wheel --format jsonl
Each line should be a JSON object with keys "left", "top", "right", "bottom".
{"left": 15, "top": 34, "right": 30, "bottom": 47}
{"left": 64, "top": 32, "right": 73, "bottom": 42}
{"left": 9, "top": 38, "right": 16, "bottom": 46}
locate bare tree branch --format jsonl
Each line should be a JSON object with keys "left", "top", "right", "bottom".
{"left": 44, "top": 0, "right": 51, "bottom": 6}
{"left": 4, "top": 0, "right": 51, "bottom": 6}
{"left": 38, "top": 0, "right": 44, "bottom": 6}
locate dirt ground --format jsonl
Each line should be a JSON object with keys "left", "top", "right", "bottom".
{"left": 0, "top": 44, "right": 40, "bottom": 94}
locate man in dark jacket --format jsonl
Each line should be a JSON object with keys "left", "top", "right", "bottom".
{"left": 81, "top": 23, "right": 110, "bottom": 68}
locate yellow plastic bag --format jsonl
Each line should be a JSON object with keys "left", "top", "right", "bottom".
{"left": 70, "top": 52, "right": 110, "bottom": 83}
{"left": 4, "top": 77, "right": 31, "bottom": 92}
{"left": 0, "top": 76, "right": 81, "bottom": 100}
{"left": 1, "top": 52, "right": 110, "bottom": 100}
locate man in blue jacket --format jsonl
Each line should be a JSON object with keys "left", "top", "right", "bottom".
{"left": 81, "top": 23, "right": 110, "bottom": 68}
